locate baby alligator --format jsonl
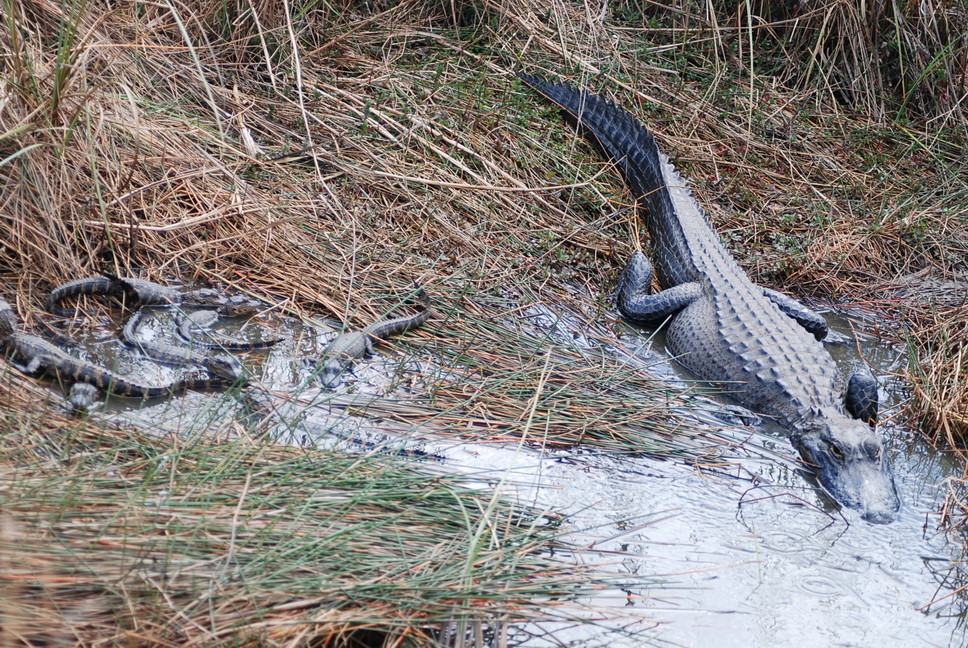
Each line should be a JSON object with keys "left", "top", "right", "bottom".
{"left": 122, "top": 308, "right": 245, "bottom": 383}
{"left": 0, "top": 297, "right": 234, "bottom": 412}
{"left": 316, "top": 290, "right": 431, "bottom": 388}
{"left": 47, "top": 275, "right": 225, "bottom": 317}
{"left": 175, "top": 295, "right": 283, "bottom": 351}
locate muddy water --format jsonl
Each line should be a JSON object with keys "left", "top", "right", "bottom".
{"left": 44, "top": 303, "right": 968, "bottom": 647}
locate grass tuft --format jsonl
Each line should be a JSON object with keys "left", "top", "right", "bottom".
{"left": 0, "top": 372, "right": 590, "bottom": 646}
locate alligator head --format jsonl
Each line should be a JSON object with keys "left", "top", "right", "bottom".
{"left": 206, "top": 355, "right": 246, "bottom": 383}
{"left": 792, "top": 415, "right": 899, "bottom": 524}
{"left": 217, "top": 295, "right": 265, "bottom": 317}
{"left": 183, "top": 288, "right": 226, "bottom": 308}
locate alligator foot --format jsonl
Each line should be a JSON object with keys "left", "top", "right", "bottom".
{"left": 846, "top": 367, "right": 879, "bottom": 426}
{"left": 712, "top": 404, "right": 762, "bottom": 427}
{"left": 820, "top": 329, "right": 852, "bottom": 345}
{"left": 761, "top": 287, "right": 829, "bottom": 341}
{"left": 616, "top": 251, "right": 700, "bottom": 326}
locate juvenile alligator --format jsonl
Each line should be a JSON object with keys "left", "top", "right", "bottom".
{"left": 520, "top": 74, "right": 898, "bottom": 523}
{"left": 316, "top": 290, "right": 431, "bottom": 388}
{"left": 122, "top": 307, "right": 245, "bottom": 383}
{"left": 175, "top": 295, "right": 283, "bottom": 351}
{"left": 46, "top": 275, "right": 225, "bottom": 317}
{"left": 0, "top": 297, "right": 235, "bottom": 412}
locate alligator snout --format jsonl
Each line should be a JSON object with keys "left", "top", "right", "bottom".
{"left": 830, "top": 457, "right": 899, "bottom": 524}
{"left": 860, "top": 505, "right": 896, "bottom": 525}
{"left": 794, "top": 417, "right": 900, "bottom": 524}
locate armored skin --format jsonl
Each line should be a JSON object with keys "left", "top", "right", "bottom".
{"left": 316, "top": 290, "right": 431, "bottom": 388}
{"left": 0, "top": 297, "right": 236, "bottom": 412}
{"left": 46, "top": 276, "right": 225, "bottom": 317}
{"left": 520, "top": 74, "right": 898, "bottom": 523}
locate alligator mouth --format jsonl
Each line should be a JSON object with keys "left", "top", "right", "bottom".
{"left": 858, "top": 506, "right": 895, "bottom": 525}
{"left": 797, "top": 440, "right": 900, "bottom": 524}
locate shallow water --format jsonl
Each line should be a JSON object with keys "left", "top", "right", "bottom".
{"left": 34, "top": 301, "right": 968, "bottom": 647}
{"left": 476, "top": 309, "right": 968, "bottom": 648}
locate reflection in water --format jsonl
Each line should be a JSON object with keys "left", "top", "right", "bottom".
{"left": 49, "top": 303, "right": 968, "bottom": 647}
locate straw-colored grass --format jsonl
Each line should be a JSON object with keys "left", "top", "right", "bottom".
{"left": 1, "top": 0, "right": 965, "bottom": 440}
{"left": 0, "top": 367, "right": 597, "bottom": 646}
{"left": 2, "top": 0, "right": 968, "bottom": 641}
{"left": 908, "top": 305, "right": 968, "bottom": 447}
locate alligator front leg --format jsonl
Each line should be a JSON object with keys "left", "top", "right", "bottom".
{"left": 616, "top": 251, "right": 700, "bottom": 326}
{"left": 845, "top": 367, "right": 878, "bottom": 426}
{"left": 22, "top": 355, "right": 49, "bottom": 377}
{"left": 761, "top": 287, "right": 828, "bottom": 341}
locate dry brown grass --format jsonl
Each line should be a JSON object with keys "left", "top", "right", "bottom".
{"left": 908, "top": 305, "right": 968, "bottom": 446}
{"left": 2, "top": 0, "right": 964, "bottom": 432}
{"left": 1, "top": 0, "right": 968, "bottom": 641}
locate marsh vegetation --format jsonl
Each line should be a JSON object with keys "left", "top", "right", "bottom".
{"left": 1, "top": 0, "right": 966, "bottom": 644}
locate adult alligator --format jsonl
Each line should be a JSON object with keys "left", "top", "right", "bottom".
{"left": 520, "top": 74, "right": 898, "bottom": 523}
{"left": 47, "top": 275, "right": 225, "bottom": 317}
{"left": 316, "top": 289, "right": 431, "bottom": 388}
{"left": 0, "top": 297, "right": 236, "bottom": 412}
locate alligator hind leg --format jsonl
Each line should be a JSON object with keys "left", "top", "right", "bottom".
{"left": 761, "top": 287, "right": 829, "bottom": 341}
{"left": 846, "top": 367, "right": 878, "bottom": 426}
{"left": 616, "top": 251, "right": 700, "bottom": 326}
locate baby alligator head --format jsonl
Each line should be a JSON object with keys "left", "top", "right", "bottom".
{"left": 792, "top": 414, "right": 899, "bottom": 524}
{"left": 182, "top": 288, "right": 227, "bottom": 308}
{"left": 217, "top": 295, "right": 265, "bottom": 318}
{"left": 205, "top": 355, "right": 247, "bottom": 383}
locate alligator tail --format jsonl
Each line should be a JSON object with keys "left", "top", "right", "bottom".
{"left": 518, "top": 73, "right": 698, "bottom": 287}
{"left": 46, "top": 276, "right": 122, "bottom": 317}
{"left": 518, "top": 74, "right": 666, "bottom": 201}
{"left": 364, "top": 287, "right": 432, "bottom": 340}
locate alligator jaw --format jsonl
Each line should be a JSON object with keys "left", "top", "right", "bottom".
{"left": 793, "top": 418, "right": 900, "bottom": 524}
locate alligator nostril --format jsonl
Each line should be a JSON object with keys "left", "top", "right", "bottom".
{"left": 863, "top": 438, "right": 882, "bottom": 461}
{"left": 862, "top": 508, "right": 895, "bottom": 524}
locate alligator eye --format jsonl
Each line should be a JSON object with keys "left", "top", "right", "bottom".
{"left": 825, "top": 441, "right": 844, "bottom": 460}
